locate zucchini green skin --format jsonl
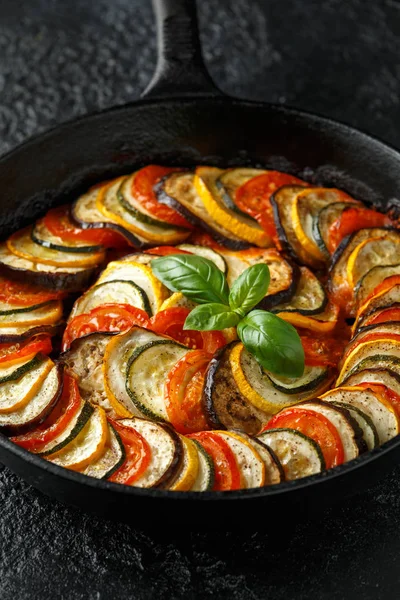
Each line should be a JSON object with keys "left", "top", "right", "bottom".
{"left": 267, "top": 366, "right": 331, "bottom": 395}
{"left": 330, "top": 401, "right": 379, "bottom": 450}
{"left": 72, "top": 279, "right": 152, "bottom": 318}
{"left": 31, "top": 223, "right": 103, "bottom": 254}
{"left": 342, "top": 355, "right": 400, "bottom": 380}
{"left": 191, "top": 438, "right": 215, "bottom": 491}
{"left": 38, "top": 401, "right": 94, "bottom": 457}
{"left": 101, "top": 426, "right": 126, "bottom": 480}
{"left": 271, "top": 267, "right": 328, "bottom": 316}
{"left": 0, "top": 354, "right": 43, "bottom": 384}
{"left": 215, "top": 178, "right": 257, "bottom": 222}
{"left": 0, "top": 300, "right": 54, "bottom": 316}
{"left": 312, "top": 202, "right": 351, "bottom": 258}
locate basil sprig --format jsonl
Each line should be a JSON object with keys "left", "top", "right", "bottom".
{"left": 151, "top": 255, "right": 304, "bottom": 377}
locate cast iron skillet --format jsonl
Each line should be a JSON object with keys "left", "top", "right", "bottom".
{"left": 0, "top": 0, "right": 400, "bottom": 528}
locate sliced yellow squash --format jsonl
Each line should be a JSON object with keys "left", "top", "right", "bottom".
{"left": 169, "top": 436, "right": 200, "bottom": 491}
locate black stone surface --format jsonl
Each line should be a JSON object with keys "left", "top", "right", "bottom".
{"left": 1, "top": 1, "right": 400, "bottom": 598}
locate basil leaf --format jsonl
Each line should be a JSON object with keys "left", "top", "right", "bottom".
{"left": 184, "top": 304, "right": 239, "bottom": 331}
{"left": 237, "top": 309, "right": 304, "bottom": 377}
{"left": 229, "top": 263, "right": 270, "bottom": 316}
{"left": 151, "top": 255, "right": 229, "bottom": 305}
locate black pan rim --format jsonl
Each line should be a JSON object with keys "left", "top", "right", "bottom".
{"left": 1, "top": 94, "right": 400, "bottom": 501}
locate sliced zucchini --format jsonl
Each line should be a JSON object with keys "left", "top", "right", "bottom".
{"left": 299, "top": 400, "right": 366, "bottom": 459}
{"left": 343, "top": 322, "right": 400, "bottom": 360}
{"left": 32, "top": 219, "right": 103, "bottom": 254}
{"left": 47, "top": 407, "right": 108, "bottom": 471}
{"left": 347, "top": 236, "right": 400, "bottom": 288}
{"left": 342, "top": 368, "right": 400, "bottom": 398}
{"left": 203, "top": 342, "right": 268, "bottom": 435}
{"left": 7, "top": 227, "right": 105, "bottom": 268}
{"left": 82, "top": 423, "right": 125, "bottom": 480}
{"left": 0, "top": 300, "right": 62, "bottom": 329}
{"left": 0, "top": 243, "right": 96, "bottom": 292}
{"left": 239, "top": 433, "right": 284, "bottom": 485}
{"left": 117, "top": 418, "right": 183, "bottom": 488}
{"left": 337, "top": 339, "right": 400, "bottom": 383}
{"left": 0, "top": 363, "right": 62, "bottom": 435}
{"left": 271, "top": 185, "right": 322, "bottom": 267}
{"left": 0, "top": 356, "right": 53, "bottom": 414}
{"left": 272, "top": 266, "right": 327, "bottom": 315}
{"left": 0, "top": 299, "right": 54, "bottom": 316}
{"left": 177, "top": 244, "right": 227, "bottom": 273}
{"left": 157, "top": 172, "right": 250, "bottom": 249}
{"left": 194, "top": 166, "right": 269, "bottom": 247}
{"left": 103, "top": 327, "right": 170, "bottom": 418}
{"left": 267, "top": 365, "right": 330, "bottom": 395}
{"left": 231, "top": 343, "right": 333, "bottom": 414}
{"left": 69, "top": 280, "right": 151, "bottom": 320}
{"left": 341, "top": 355, "right": 400, "bottom": 380}
{"left": 60, "top": 332, "right": 118, "bottom": 415}
{"left": 0, "top": 323, "right": 61, "bottom": 344}
{"left": 329, "top": 401, "right": 379, "bottom": 451}
{"left": 258, "top": 428, "right": 325, "bottom": 480}
{"left": 168, "top": 435, "right": 200, "bottom": 491}
{"left": 213, "top": 430, "right": 266, "bottom": 489}
{"left": 0, "top": 354, "right": 43, "bottom": 384}
{"left": 71, "top": 187, "right": 146, "bottom": 248}
{"left": 125, "top": 340, "right": 188, "bottom": 420}
{"left": 355, "top": 264, "right": 400, "bottom": 309}
{"left": 276, "top": 301, "right": 340, "bottom": 333}
{"left": 189, "top": 439, "right": 215, "bottom": 491}
{"left": 98, "top": 259, "right": 169, "bottom": 314}
{"left": 38, "top": 400, "right": 94, "bottom": 457}
{"left": 356, "top": 282, "right": 400, "bottom": 326}
{"left": 216, "top": 168, "right": 264, "bottom": 220}
{"left": 320, "top": 387, "right": 399, "bottom": 444}
{"left": 312, "top": 202, "right": 357, "bottom": 257}
{"left": 97, "top": 177, "right": 189, "bottom": 245}
{"left": 118, "top": 173, "right": 184, "bottom": 229}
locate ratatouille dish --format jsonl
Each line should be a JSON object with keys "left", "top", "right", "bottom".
{"left": 1, "top": 165, "right": 400, "bottom": 491}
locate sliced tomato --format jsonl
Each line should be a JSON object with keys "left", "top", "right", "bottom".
{"left": 265, "top": 407, "right": 344, "bottom": 469}
{"left": 44, "top": 205, "right": 128, "bottom": 248}
{"left": 107, "top": 418, "right": 151, "bottom": 485}
{"left": 62, "top": 304, "right": 150, "bottom": 351}
{"left": 144, "top": 246, "right": 191, "bottom": 256}
{"left": 131, "top": 165, "right": 193, "bottom": 229}
{"left": 0, "top": 335, "right": 52, "bottom": 366}
{"left": 149, "top": 308, "right": 226, "bottom": 354}
{"left": 299, "top": 330, "right": 349, "bottom": 368}
{"left": 327, "top": 207, "right": 392, "bottom": 254}
{"left": 367, "top": 275, "right": 400, "bottom": 303}
{"left": 187, "top": 230, "right": 226, "bottom": 250}
{"left": 235, "top": 172, "right": 308, "bottom": 238}
{"left": 362, "top": 306, "right": 400, "bottom": 327}
{"left": 11, "top": 372, "right": 82, "bottom": 451}
{"left": 188, "top": 431, "right": 242, "bottom": 491}
{"left": 355, "top": 382, "right": 400, "bottom": 418}
{"left": 0, "top": 275, "right": 65, "bottom": 306}
{"left": 165, "top": 350, "right": 210, "bottom": 434}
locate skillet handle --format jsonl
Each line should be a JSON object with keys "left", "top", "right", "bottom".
{"left": 141, "top": 0, "right": 222, "bottom": 98}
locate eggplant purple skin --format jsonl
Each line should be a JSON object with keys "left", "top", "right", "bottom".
{"left": 270, "top": 187, "right": 301, "bottom": 264}
{"left": 0, "top": 323, "right": 62, "bottom": 344}
{"left": 154, "top": 423, "right": 184, "bottom": 490}
{"left": 329, "top": 226, "right": 397, "bottom": 274}
{"left": 155, "top": 177, "right": 251, "bottom": 250}
{"left": 0, "top": 362, "right": 63, "bottom": 436}
{"left": 256, "top": 257, "right": 301, "bottom": 311}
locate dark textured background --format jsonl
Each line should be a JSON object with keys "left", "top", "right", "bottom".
{"left": 1, "top": 1, "right": 400, "bottom": 598}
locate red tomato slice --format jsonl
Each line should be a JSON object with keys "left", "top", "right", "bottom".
{"left": 0, "top": 335, "right": 52, "bottom": 366}
{"left": 367, "top": 275, "right": 400, "bottom": 303}
{"left": 327, "top": 207, "right": 392, "bottom": 253}
{"left": 300, "top": 330, "right": 348, "bottom": 368}
{"left": 11, "top": 373, "right": 82, "bottom": 452}
{"left": 107, "top": 419, "right": 151, "bottom": 485}
{"left": 0, "top": 275, "right": 65, "bottom": 306}
{"left": 165, "top": 350, "right": 211, "bottom": 434}
{"left": 235, "top": 172, "right": 308, "bottom": 238}
{"left": 62, "top": 304, "right": 149, "bottom": 351}
{"left": 362, "top": 307, "right": 400, "bottom": 327}
{"left": 131, "top": 165, "right": 193, "bottom": 229}
{"left": 187, "top": 231, "right": 226, "bottom": 250}
{"left": 188, "top": 431, "right": 242, "bottom": 491}
{"left": 355, "top": 382, "right": 400, "bottom": 418}
{"left": 44, "top": 205, "right": 128, "bottom": 248}
{"left": 149, "top": 308, "right": 226, "bottom": 354}
{"left": 144, "top": 246, "right": 191, "bottom": 256}
{"left": 265, "top": 407, "right": 344, "bottom": 469}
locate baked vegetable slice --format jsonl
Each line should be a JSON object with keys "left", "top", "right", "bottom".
{"left": 168, "top": 435, "right": 200, "bottom": 491}
{"left": 346, "top": 236, "right": 400, "bottom": 288}
{"left": 82, "top": 423, "right": 125, "bottom": 480}
{"left": 177, "top": 244, "right": 227, "bottom": 273}
{"left": 271, "top": 266, "right": 327, "bottom": 316}
{"left": 0, "top": 300, "right": 62, "bottom": 329}
{"left": 0, "top": 355, "right": 54, "bottom": 414}
{"left": 0, "top": 323, "right": 60, "bottom": 345}
{"left": 337, "top": 339, "right": 400, "bottom": 383}
{"left": 355, "top": 279, "right": 400, "bottom": 328}
{"left": 276, "top": 301, "right": 340, "bottom": 334}
{"left": 312, "top": 202, "right": 359, "bottom": 257}
{"left": 212, "top": 430, "right": 266, "bottom": 488}
{"left": 355, "top": 264, "right": 400, "bottom": 310}
{"left": 258, "top": 428, "right": 325, "bottom": 480}
{"left": 216, "top": 168, "right": 264, "bottom": 220}
{"left": 69, "top": 280, "right": 151, "bottom": 320}
{"left": 238, "top": 433, "right": 284, "bottom": 485}
{"left": 157, "top": 172, "right": 250, "bottom": 249}
{"left": 32, "top": 218, "right": 104, "bottom": 254}
{"left": 342, "top": 368, "right": 400, "bottom": 399}
{"left": 189, "top": 439, "right": 215, "bottom": 491}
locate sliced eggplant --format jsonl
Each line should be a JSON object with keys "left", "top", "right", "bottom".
{"left": 189, "top": 439, "right": 215, "bottom": 491}
{"left": 347, "top": 236, "right": 400, "bottom": 289}
{"left": 177, "top": 244, "right": 227, "bottom": 273}
{"left": 329, "top": 401, "right": 379, "bottom": 451}
{"left": 60, "top": 332, "right": 118, "bottom": 415}
{"left": 312, "top": 202, "right": 358, "bottom": 257}
{"left": 0, "top": 356, "right": 53, "bottom": 414}
{"left": 71, "top": 187, "right": 146, "bottom": 248}
{"left": 0, "top": 243, "right": 97, "bottom": 292}
{"left": 82, "top": 423, "right": 125, "bottom": 480}
{"left": 258, "top": 428, "right": 325, "bottom": 480}
{"left": 238, "top": 433, "right": 284, "bottom": 485}
{"left": 157, "top": 172, "right": 250, "bottom": 249}
{"left": 216, "top": 168, "right": 264, "bottom": 220}
{"left": 0, "top": 300, "right": 62, "bottom": 329}
{"left": 98, "top": 259, "right": 169, "bottom": 315}
{"left": 272, "top": 266, "right": 327, "bottom": 315}
{"left": 213, "top": 430, "right": 266, "bottom": 489}
{"left": 355, "top": 264, "right": 400, "bottom": 309}
{"left": 38, "top": 401, "right": 94, "bottom": 457}
{"left": 0, "top": 362, "right": 62, "bottom": 435}
{"left": 69, "top": 280, "right": 151, "bottom": 320}
{"left": 97, "top": 177, "right": 189, "bottom": 245}
{"left": 271, "top": 185, "right": 321, "bottom": 267}
{"left": 125, "top": 339, "right": 188, "bottom": 420}
{"left": 202, "top": 342, "right": 268, "bottom": 435}
{"left": 32, "top": 219, "right": 103, "bottom": 254}
{"left": 8, "top": 227, "right": 105, "bottom": 268}
{"left": 168, "top": 435, "right": 200, "bottom": 491}
{"left": 320, "top": 387, "right": 399, "bottom": 445}
{"left": 47, "top": 407, "right": 108, "bottom": 471}
{"left": 194, "top": 166, "right": 269, "bottom": 247}
{"left": 356, "top": 282, "right": 400, "bottom": 326}
{"left": 0, "top": 323, "right": 60, "bottom": 344}
{"left": 116, "top": 418, "right": 183, "bottom": 488}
